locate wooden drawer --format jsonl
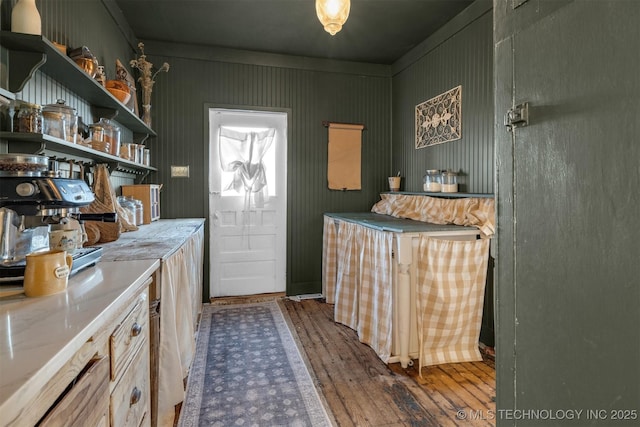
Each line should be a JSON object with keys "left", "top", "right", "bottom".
{"left": 110, "top": 344, "right": 149, "bottom": 427}
{"left": 110, "top": 292, "right": 149, "bottom": 382}
{"left": 39, "top": 356, "right": 110, "bottom": 427}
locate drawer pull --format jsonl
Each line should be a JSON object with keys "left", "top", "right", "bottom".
{"left": 130, "top": 386, "right": 142, "bottom": 406}
{"left": 131, "top": 322, "right": 142, "bottom": 337}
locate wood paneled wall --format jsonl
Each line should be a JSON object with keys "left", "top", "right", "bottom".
{"left": 391, "top": 8, "right": 494, "bottom": 194}
{"left": 140, "top": 43, "right": 391, "bottom": 297}
{"left": 1, "top": 0, "right": 495, "bottom": 298}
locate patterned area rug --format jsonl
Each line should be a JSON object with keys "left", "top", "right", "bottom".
{"left": 178, "top": 301, "right": 332, "bottom": 426}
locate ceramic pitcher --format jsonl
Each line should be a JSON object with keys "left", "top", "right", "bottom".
{"left": 11, "top": 0, "right": 41, "bottom": 35}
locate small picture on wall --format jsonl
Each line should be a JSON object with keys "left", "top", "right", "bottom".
{"left": 415, "top": 85, "right": 462, "bottom": 149}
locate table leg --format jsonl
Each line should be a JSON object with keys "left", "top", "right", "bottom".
{"left": 396, "top": 235, "right": 413, "bottom": 368}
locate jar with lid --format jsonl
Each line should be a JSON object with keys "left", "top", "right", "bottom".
{"left": 120, "top": 143, "right": 134, "bottom": 161}
{"left": 14, "top": 101, "right": 43, "bottom": 133}
{"left": 441, "top": 170, "right": 459, "bottom": 193}
{"left": 116, "top": 196, "right": 136, "bottom": 225}
{"left": 89, "top": 124, "right": 104, "bottom": 143}
{"left": 96, "top": 118, "right": 121, "bottom": 157}
{"left": 89, "top": 124, "right": 110, "bottom": 153}
{"left": 423, "top": 169, "right": 441, "bottom": 192}
{"left": 126, "top": 196, "right": 144, "bottom": 225}
{"left": 135, "top": 144, "right": 145, "bottom": 164}
{"left": 42, "top": 99, "right": 77, "bottom": 143}
{"left": 130, "top": 144, "right": 142, "bottom": 163}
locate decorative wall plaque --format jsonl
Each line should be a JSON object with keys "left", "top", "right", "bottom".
{"left": 415, "top": 85, "right": 462, "bottom": 149}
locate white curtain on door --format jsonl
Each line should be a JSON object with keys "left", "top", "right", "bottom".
{"left": 218, "top": 126, "right": 275, "bottom": 208}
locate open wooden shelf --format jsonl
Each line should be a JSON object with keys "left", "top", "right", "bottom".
{"left": 0, "top": 31, "right": 155, "bottom": 138}
{"left": 1, "top": 132, "right": 156, "bottom": 175}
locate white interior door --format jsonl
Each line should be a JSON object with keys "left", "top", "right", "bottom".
{"left": 209, "top": 108, "right": 287, "bottom": 297}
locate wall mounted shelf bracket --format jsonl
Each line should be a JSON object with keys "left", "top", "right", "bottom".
{"left": 7, "top": 50, "right": 46, "bottom": 93}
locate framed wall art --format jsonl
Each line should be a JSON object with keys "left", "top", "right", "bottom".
{"left": 415, "top": 85, "right": 462, "bottom": 149}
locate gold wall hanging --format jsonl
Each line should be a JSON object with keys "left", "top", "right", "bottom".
{"left": 415, "top": 85, "right": 462, "bottom": 149}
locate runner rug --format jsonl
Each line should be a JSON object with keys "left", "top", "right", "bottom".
{"left": 178, "top": 300, "right": 332, "bottom": 427}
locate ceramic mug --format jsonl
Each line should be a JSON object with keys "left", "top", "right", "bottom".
{"left": 23, "top": 250, "right": 73, "bottom": 297}
{"left": 388, "top": 176, "right": 401, "bottom": 192}
{"left": 49, "top": 229, "right": 80, "bottom": 253}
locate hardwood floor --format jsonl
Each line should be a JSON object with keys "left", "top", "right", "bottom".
{"left": 279, "top": 298, "right": 496, "bottom": 427}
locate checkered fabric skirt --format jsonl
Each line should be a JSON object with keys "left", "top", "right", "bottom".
{"left": 322, "top": 217, "right": 394, "bottom": 362}
{"left": 416, "top": 237, "right": 490, "bottom": 372}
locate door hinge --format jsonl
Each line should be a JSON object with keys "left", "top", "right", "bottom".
{"left": 504, "top": 102, "right": 529, "bottom": 132}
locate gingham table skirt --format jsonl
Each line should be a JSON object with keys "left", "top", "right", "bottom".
{"left": 323, "top": 216, "right": 490, "bottom": 366}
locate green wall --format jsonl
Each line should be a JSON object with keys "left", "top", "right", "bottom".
{"left": 391, "top": 2, "right": 494, "bottom": 194}
{"left": 1, "top": 0, "right": 495, "bottom": 299}
{"left": 143, "top": 1, "right": 495, "bottom": 297}
{"left": 140, "top": 43, "right": 392, "bottom": 298}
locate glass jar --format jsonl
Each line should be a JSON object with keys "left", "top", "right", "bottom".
{"left": 15, "top": 101, "right": 43, "bottom": 133}
{"left": 120, "top": 143, "right": 133, "bottom": 161}
{"left": 134, "top": 198, "right": 144, "bottom": 225}
{"left": 89, "top": 124, "right": 110, "bottom": 153}
{"left": 89, "top": 124, "right": 104, "bottom": 143}
{"left": 117, "top": 196, "right": 136, "bottom": 225}
{"left": 97, "top": 118, "right": 121, "bottom": 157}
{"left": 136, "top": 144, "right": 145, "bottom": 164}
{"left": 126, "top": 196, "right": 144, "bottom": 225}
{"left": 128, "top": 144, "right": 138, "bottom": 163}
{"left": 143, "top": 149, "right": 150, "bottom": 166}
{"left": 423, "top": 169, "right": 441, "bottom": 192}
{"left": 42, "top": 110, "right": 66, "bottom": 140}
{"left": 441, "top": 170, "right": 459, "bottom": 193}
{"left": 43, "top": 99, "right": 77, "bottom": 143}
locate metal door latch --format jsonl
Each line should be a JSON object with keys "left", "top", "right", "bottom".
{"left": 504, "top": 102, "right": 529, "bottom": 132}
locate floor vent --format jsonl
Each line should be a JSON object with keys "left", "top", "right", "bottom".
{"left": 287, "top": 293, "right": 324, "bottom": 302}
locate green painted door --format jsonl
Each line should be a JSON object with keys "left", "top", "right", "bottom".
{"left": 495, "top": 1, "right": 640, "bottom": 424}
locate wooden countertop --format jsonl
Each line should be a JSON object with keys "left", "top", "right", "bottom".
{"left": 97, "top": 218, "right": 205, "bottom": 261}
{"left": 0, "top": 258, "right": 160, "bottom": 421}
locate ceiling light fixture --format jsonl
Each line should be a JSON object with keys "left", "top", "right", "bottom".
{"left": 316, "top": 0, "right": 350, "bottom": 36}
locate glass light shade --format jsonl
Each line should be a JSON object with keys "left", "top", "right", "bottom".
{"left": 316, "top": 0, "right": 350, "bottom": 35}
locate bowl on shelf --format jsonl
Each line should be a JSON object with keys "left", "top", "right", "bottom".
{"left": 106, "top": 87, "right": 131, "bottom": 104}
{"left": 105, "top": 80, "right": 131, "bottom": 104}
{"left": 52, "top": 41, "right": 67, "bottom": 55}
{"left": 74, "top": 57, "right": 98, "bottom": 78}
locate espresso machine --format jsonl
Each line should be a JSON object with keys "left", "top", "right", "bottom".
{"left": 0, "top": 153, "right": 113, "bottom": 282}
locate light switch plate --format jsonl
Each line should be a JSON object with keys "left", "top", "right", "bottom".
{"left": 171, "top": 165, "right": 190, "bottom": 178}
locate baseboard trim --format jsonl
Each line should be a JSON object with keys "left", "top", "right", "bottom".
{"left": 209, "top": 292, "right": 286, "bottom": 305}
